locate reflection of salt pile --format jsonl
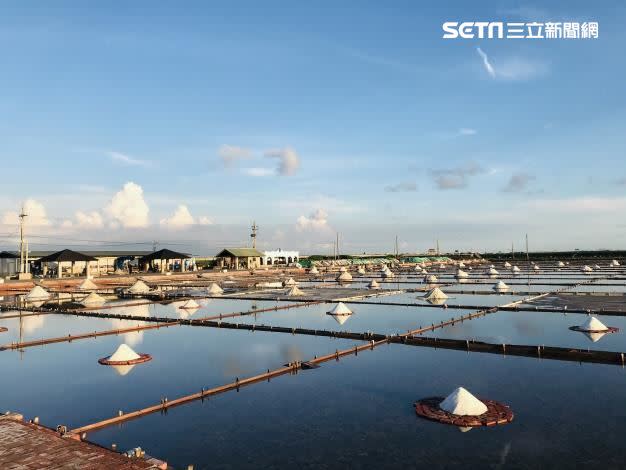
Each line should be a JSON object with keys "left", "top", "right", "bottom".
{"left": 180, "top": 299, "right": 200, "bottom": 309}
{"left": 584, "top": 331, "right": 607, "bottom": 343}
{"left": 440, "top": 387, "right": 488, "bottom": 416}
{"left": 423, "top": 287, "right": 448, "bottom": 301}
{"left": 368, "top": 280, "right": 380, "bottom": 289}
{"left": 81, "top": 292, "right": 106, "bottom": 306}
{"left": 128, "top": 280, "right": 150, "bottom": 294}
{"left": 77, "top": 279, "right": 98, "bottom": 290}
{"left": 493, "top": 281, "right": 509, "bottom": 292}
{"left": 286, "top": 286, "right": 305, "bottom": 296}
{"left": 26, "top": 286, "right": 50, "bottom": 302}
{"left": 207, "top": 283, "right": 224, "bottom": 295}
{"left": 111, "top": 364, "right": 136, "bottom": 376}
{"left": 337, "top": 271, "right": 353, "bottom": 282}
{"left": 109, "top": 343, "right": 141, "bottom": 362}
{"left": 309, "top": 266, "right": 319, "bottom": 274}
{"left": 455, "top": 269, "right": 469, "bottom": 279}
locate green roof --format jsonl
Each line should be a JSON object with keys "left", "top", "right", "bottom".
{"left": 216, "top": 248, "right": 264, "bottom": 258}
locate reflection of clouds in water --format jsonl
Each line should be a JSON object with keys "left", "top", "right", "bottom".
{"left": 21, "top": 315, "right": 46, "bottom": 334}
{"left": 496, "top": 442, "right": 511, "bottom": 469}
{"left": 109, "top": 303, "right": 150, "bottom": 347}
{"left": 281, "top": 344, "right": 303, "bottom": 363}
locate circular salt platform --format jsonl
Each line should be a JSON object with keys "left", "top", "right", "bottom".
{"left": 414, "top": 397, "right": 514, "bottom": 427}
{"left": 569, "top": 325, "right": 619, "bottom": 334}
{"left": 0, "top": 327, "right": 8, "bottom": 333}
{"left": 98, "top": 354, "right": 152, "bottom": 366}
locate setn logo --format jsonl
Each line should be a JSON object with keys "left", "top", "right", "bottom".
{"left": 442, "top": 22, "right": 505, "bottom": 39}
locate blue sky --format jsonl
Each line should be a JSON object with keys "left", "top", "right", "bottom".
{"left": 1, "top": 1, "right": 625, "bottom": 255}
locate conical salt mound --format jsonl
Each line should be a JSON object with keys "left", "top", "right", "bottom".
{"left": 382, "top": 270, "right": 394, "bottom": 278}
{"left": 578, "top": 316, "right": 608, "bottom": 332}
{"left": 337, "top": 271, "right": 353, "bottom": 281}
{"left": 368, "top": 279, "right": 380, "bottom": 289}
{"left": 287, "top": 286, "right": 305, "bottom": 296}
{"left": 424, "top": 287, "right": 448, "bottom": 300}
{"left": 108, "top": 344, "right": 141, "bottom": 362}
{"left": 611, "top": 260, "right": 620, "bottom": 267}
{"left": 594, "top": 264, "right": 601, "bottom": 270}
{"left": 181, "top": 299, "right": 200, "bottom": 309}
{"left": 77, "top": 279, "right": 98, "bottom": 290}
{"left": 558, "top": 261, "right": 565, "bottom": 267}
{"left": 283, "top": 277, "right": 297, "bottom": 286}
{"left": 439, "top": 387, "right": 488, "bottom": 416}
{"left": 81, "top": 292, "right": 106, "bottom": 306}
{"left": 458, "top": 262, "right": 466, "bottom": 268}
{"left": 328, "top": 302, "right": 352, "bottom": 316}
{"left": 414, "top": 265, "right": 422, "bottom": 272}
{"left": 533, "top": 265, "right": 540, "bottom": 270}
{"left": 455, "top": 269, "right": 469, "bottom": 278}
{"left": 207, "top": 283, "right": 224, "bottom": 295}
{"left": 439, "top": 264, "right": 446, "bottom": 269}
{"left": 357, "top": 267, "right": 366, "bottom": 275}
{"left": 512, "top": 266, "right": 520, "bottom": 273}
{"left": 339, "top": 266, "right": 347, "bottom": 273}
{"left": 309, "top": 266, "right": 319, "bottom": 274}
{"left": 424, "top": 274, "right": 438, "bottom": 283}
{"left": 582, "top": 265, "right": 593, "bottom": 273}
{"left": 488, "top": 267, "right": 499, "bottom": 275}
{"left": 504, "top": 261, "right": 511, "bottom": 268}
{"left": 128, "top": 280, "right": 150, "bottom": 294}
{"left": 26, "top": 285, "right": 50, "bottom": 301}
{"left": 493, "top": 281, "right": 509, "bottom": 291}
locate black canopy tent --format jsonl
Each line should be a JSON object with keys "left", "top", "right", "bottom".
{"left": 140, "top": 249, "right": 192, "bottom": 273}
{"left": 37, "top": 249, "right": 97, "bottom": 278}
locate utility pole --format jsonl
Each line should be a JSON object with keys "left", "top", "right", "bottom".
{"left": 18, "top": 205, "right": 28, "bottom": 274}
{"left": 436, "top": 239, "right": 440, "bottom": 256}
{"left": 512, "top": 242, "right": 515, "bottom": 260}
{"left": 395, "top": 235, "right": 398, "bottom": 258}
{"left": 250, "top": 221, "right": 258, "bottom": 249}
{"left": 336, "top": 233, "right": 339, "bottom": 260}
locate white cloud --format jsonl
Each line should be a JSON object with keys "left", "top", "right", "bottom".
{"left": 476, "top": 48, "right": 547, "bottom": 81}
{"left": 265, "top": 147, "right": 300, "bottom": 176}
{"left": 296, "top": 208, "right": 330, "bottom": 232}
{"left": 160, "top": 204, "right": 213, "bottom": 228}
{"left": 242, "top": 167, "right": 274, "bottom": 177}
{"left": 75, "top": 210, "right": 105, "bottom": 228}
{"left": 476, "top": 47, "right": 496, "bottom": 78}
{"left": 219, "top": 145, "right": 251, "bottom": 166}
{"left": 105, "top": 182, "right": 150, "bottom": 228}
{"left": 1, "top": 199, "right": 51, "bottom": 227}
{"left": 458, "top": 128, "right": 477, "bottom": 136}
{"left": 431, "top": 162, "right": 485, "bottom": 190}
{"left": 108, "top": 151, "right": 152, "bottom": 168}
{"left": 384, "top": 182, "right": 417, "bottom": 193}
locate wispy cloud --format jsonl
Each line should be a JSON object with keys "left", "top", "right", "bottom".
{"left": 431, "top": 162, "right": 485, "bottom": 190}
{"left": 476, "top": 47, "right": 496, "bottom": 78}
{"left": 218, "top": 144, "right": 251, "bottom": 167}
{"left": 476, "top": 48, "right": 548, "bottom": 81}
{"left": 502, "top": 172, "right": 536, "bottom": 192}
{"left": 107, "top": 151, "right": 152, "bottom": 168}
{"left": 458, "top": 128, "right": 477, "bottom": 136}
{"left": 384, "top": 182, "right": 417, "bottom": 193}
{"left": 615, "top": 176, "right": 626, "bottom": 186}
{"left": 242, "top": 167, "right": 274, "bottom": 177}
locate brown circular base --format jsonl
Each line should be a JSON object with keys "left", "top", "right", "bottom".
{"left": 569, "top": 326, "right": 619, "bottom": 333}
{"left": 0, "top": 327, "right": 7, "bottom": 333}
{"left": 414, "top": 397, "right": 514, "bottom": 427}
{"left": 98, "top": 353, "right": 152, "bottom": 366}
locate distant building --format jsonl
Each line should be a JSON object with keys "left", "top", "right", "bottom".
{"left": 215, "top": 248, "right": 264, "bottom": 270}
{"left": 263, "top": 249, "right": 299, "bottom": 266}
{"left": 0, "top": 251, "right": 20, "bottom": 277}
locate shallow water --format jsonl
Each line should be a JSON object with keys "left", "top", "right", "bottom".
{"left": 87, "top": 344, "right": 626, "bottom": 469}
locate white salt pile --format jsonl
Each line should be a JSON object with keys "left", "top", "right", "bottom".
{"left": 439, "top": 387, "right": 488, "bottom": 416}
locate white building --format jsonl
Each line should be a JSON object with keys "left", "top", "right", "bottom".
{"left": 263, "top": 249, "right": 299, "bottom": 266}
